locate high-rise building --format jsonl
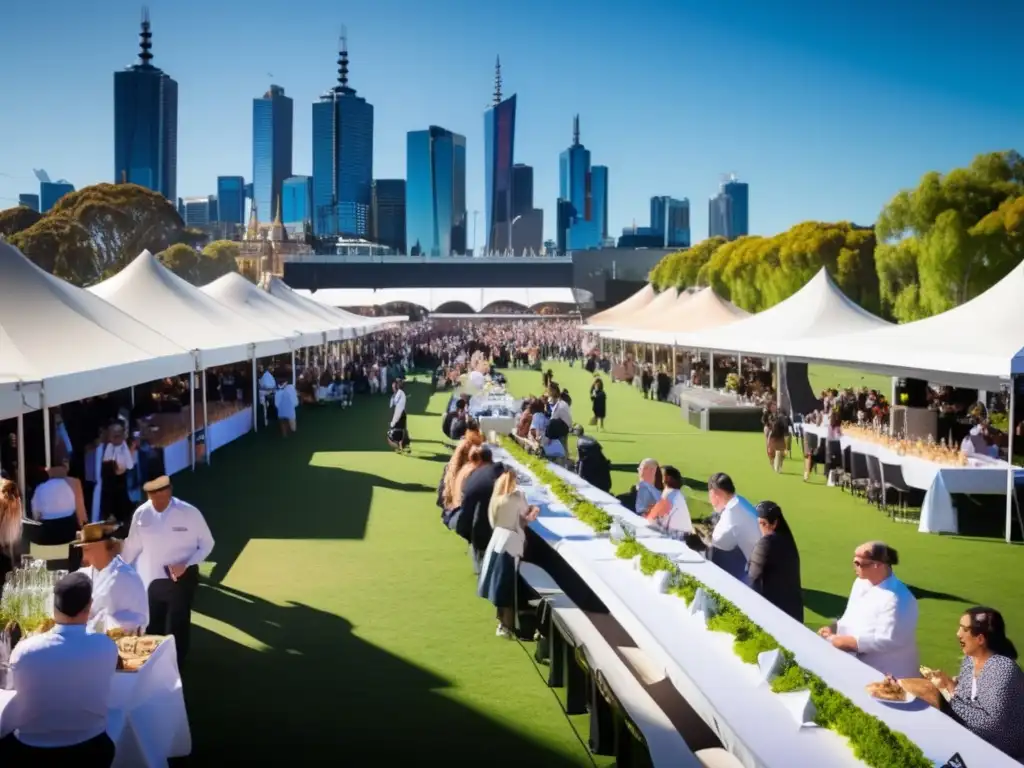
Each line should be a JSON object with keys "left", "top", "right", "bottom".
{"left": 372, "top": 179, "right": 406, "bottom": 254}
{"left": 312, "top": 33, "right": 374, "bottom": 238}
{"left": 708, "top": 175, "right": 748, "bottom": 240}
{"left": 555, "top": 199, "right": 575, "bottom": 254}
{"left": 18, "top": 194, "right": 39, "bottom": 212}
{"left": 558, "top": 115, "right": 604, "bottom": 251}
{"left": 113, "top": 10, "right": 177, "bottom": 200}
{"left": 650, "top": 196, "right": 691, "bottom": 248}
{"left": 182, "top": 196, "right": 217, "bottom": 227}
{"left": 40, "top": 181, "right": 75, "bottom": 213}
{"left": 406, "top": 126, "right": 467, "bottom": 257}
{"left": 217, "top": 176, "right": 245, "bottom": 225}
{"left": 252, "top": 85, "right": 293, "bottom": 225}
{"left": 282, "top": 175, "right": 313, "bottom": 235}
{"left": 511, "top": 163, "right": 533, "bottom": 217}
{"left": 484, "top": 57, "right": 517, "bottom": 253}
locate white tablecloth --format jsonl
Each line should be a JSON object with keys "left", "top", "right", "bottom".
{"left": 0, "top": 636, "right": 191, "bottom": 767}
{"left": 495, "top": 447, "right": 1018, "bottom": 768}
{"left": 803, "top": 423, "right": 1016, "bottom": 534}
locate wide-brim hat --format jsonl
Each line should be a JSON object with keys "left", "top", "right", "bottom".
{"left": 142, "top": 475, "right": 171, "bottom": 494}
{"left": 72, "top": 522, "right": 120, "bottom": 547}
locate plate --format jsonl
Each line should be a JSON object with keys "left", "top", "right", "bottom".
{"left": 870, "top": 692, "right": 917, "bottom": 706}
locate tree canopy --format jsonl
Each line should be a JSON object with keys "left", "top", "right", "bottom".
{"left": 0, "top": 205, "right": 42, "bottom": 238}
{"left": 157, "top": 240, "right": 239, "bottom": 286}
{"left": 650, "top": 222, "right": 879, "bottom": 314}
{"left": 6, "top": 183, "right": 190, "bottom": 286}
{"left": 875, "top": 150, "right": 1024, "bottom": 321}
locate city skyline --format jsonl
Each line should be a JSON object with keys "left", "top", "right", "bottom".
{"left": 2, "top": 1, "right": 1022, "bottom": 242}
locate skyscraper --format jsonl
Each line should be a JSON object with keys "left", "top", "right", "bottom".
{"left": 558, "top": 115, "right": 604, "bottom": 251}
{"left": 708, "top": 175, "right": 748, "bottom": 240}
{"left": 182, "top": 196, "right": 217, "bottom": 227}
{"left": 113, "top": 10, "right": 177, "bottom": 200}
{"left": 312, "top": 32, "right": 374, "bottom": 238}
{"left": 18, "top": 194, "right": 39, "bottom": 212}
{"left": 253, "top": 85, "right": 293, "bottom": 225}
{"left": 484, "top": 57, "right": 517, "bottom": 253}
{"left": 650, "top": 196, "right": 691, "bottom": 248}
{"left": 217, "top": 176, "right": 245, "bottom": 225}
{"left": 282, "top": 176, "right": 314, "bottom": 235}
{"left": 372, "top": 179, "right": 407, "bottom": 255}
{"left": 511, "top": 164, "right": 533, "bottom": 217}
{"left": 40, "top": 181, "right": 75, "bottom": 213}
{"left": 406, "top": 126, "right": 467, "bottom": 257}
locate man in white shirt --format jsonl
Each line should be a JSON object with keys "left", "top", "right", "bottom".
{"left": 706, "top": 472, "right": 760, "bottom": 581}
{"left": 388, "top": 379, "right": 410, "bottom": 452}
{"left": 121, "top": 476, "right": 215, "bottom": 666}
{"left": 258, "top": 368, "right": 277, "bottom": 427}
{"left": 820, "top": 541, "right": 919, "bottom": 679}
{"left": 1, "top": 573, "right": 118, "bottom": 765}
{"left": 75, "top": 522, "right": 149, "bottom": 634}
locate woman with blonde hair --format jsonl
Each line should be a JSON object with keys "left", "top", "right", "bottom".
{"left": 478, "top": 468, "right": 539, "bottom": 637}
{"left": 0, "top": 478, "right": 23, "bottom": 586}
{"left": 441, "top": 433, "right": 484, "bottom": 511}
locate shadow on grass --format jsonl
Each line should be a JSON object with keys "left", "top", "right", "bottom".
{"left": 178, "top": 583, "right": 588, "bottom": 766}
{"left": 802, "top": 588, "right": 848, "bottom": 620}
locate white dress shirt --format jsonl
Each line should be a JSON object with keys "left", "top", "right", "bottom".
{"left": 30, "top": 478, "right": 76, "bottom": 521}
{"left": 7, "top": 624, "right": 118, "bottom": 747}
{"left": 259, "top": 371, "right": 276, "bottom": 391}
{"left": 550, "top": 399, "right": 572, "bottom": 427}
{"left": 390, "top": 389, "right": 407, "bottom": 427}
{"left": 661, "top": 488, "right": 692, "bottom": 534}
{"left": 274, "top": 385, "right": 298, "bottom": 421}
{"left": 78, "top": 555, "right": 150, "bottom": 633}
{"left": 836, "top": 574, "right": 919, "bottom": 678}
{"left": 711, "top": 494, "right": 760, "bottom": 559}
{"left": 121, "top": 497, "right": 215, "bottom": 588}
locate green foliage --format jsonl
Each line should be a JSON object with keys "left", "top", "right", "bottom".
{"left": 523, "top": 450, "right": 931, "bottom": 768}
{"left": 876, "top": 150, "right": 1024, "bottom": 321}
{"left": 157, "top": 239, "right": 239, "bottom": 286}
{"left": 649, "top": 237, "right": 727, "bottom": 291}
{"left": 9, "top": 215, "right": 96, "bottom": 285}
{"left": 0, "top": 205, "right": 43, "bottom": 238}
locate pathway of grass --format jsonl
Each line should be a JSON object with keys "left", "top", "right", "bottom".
{"left": 504, "top": 362, "right": 1024, "bottom": 673}
{"left": 172, "top": 380, "right": 597, "bottom": 766}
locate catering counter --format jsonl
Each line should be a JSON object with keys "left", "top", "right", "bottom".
{"left": 493, "top": 446, "right": 1018, "bottom": 768}
{"left": 149, "top": 405, "right": 253, "bottom": 476}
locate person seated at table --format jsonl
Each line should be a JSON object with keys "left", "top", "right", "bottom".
{"left": 634, "top": 458, "right": 661, "bottom": 516}
{"left": 819, "top": 541, "right": 919, "bottom": 679}
{"left": 0, "top": 573, "right": 118, "bottom": 766}
{"left": 527, "top": 401, "right": 566, "bottom": 460}
{"left": 705, "top": 473, "right": 760, "bottom": 581}
{"left": 515, "top": 399, "right": 536, "bottom": 438}
{"left": 74, "top": 522, "right": 149, "bottom": 634}
{"left": 921, "top": 607, "right": 1024, "bottom": 760}
{"left": 645, "top": 466, "right": 692, "bottom": 536}
{"left": 444, "top": 398, "right": 468, "bottom": 439}
{"left": 747, "top": 501, "right": 803, "bottom": 622}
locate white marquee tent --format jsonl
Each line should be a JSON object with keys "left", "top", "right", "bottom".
{"left": 201, "top": 272, "right": 328, "bottom": 350}
{"left": 602, "top": 287, "right": 683, "bottom": 330}
{"left": 676, "top": 268, "right": 891, "bottom": 354}
{"left": 586, "top": 284, "right": 656, "bottom": 328}
{"left": 0, "top": 241, "right": 194, "bottom": 420}
{"left": 265, "top": 278, "right": 377, "bottom": 339}
{"left": 89, "top": 251, "right": 289, "bottom": 367}
{"left": 294, "top": 286, "right": 589, "bottom": 313}
{"left": 601, "top": 287, "right": 750, "bottom": 344}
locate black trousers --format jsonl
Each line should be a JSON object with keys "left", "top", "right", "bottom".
{"left": 146, "top": 565, "right": 199, "bottom": 665}
{"left": 0, "top": 731, "right": 114, "bottom": 767}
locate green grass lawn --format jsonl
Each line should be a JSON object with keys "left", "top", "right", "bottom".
{"left": 807, "top": 364, "right": 893, "bottom": 395}
{"left": 172, "top": 381, "right": 600, "bottom": 766}
{"left": 502, "top": 362, "right": 1024, "bottom": 675}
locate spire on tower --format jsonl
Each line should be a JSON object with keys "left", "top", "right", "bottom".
{"left": 572, "top": 114, "right": 580, "bottom": 146}
{"left": 138, "top": 6, "right": 154, "bottom": 67}
{"left": 337, "top": 26, "right": 349, "bottom": 89}
{"left": 493, "top": 56, "right": 502, "bottom": 105}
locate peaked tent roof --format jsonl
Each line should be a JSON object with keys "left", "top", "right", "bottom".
{"left": 678, "top": 268, "right": 891, "bottom": 354}
{"left": 0, "top": 241, "right": 194, "bottom": 418}
{"left": 89, "top": 250, "right": 289, "bottom": 367}
{"left": 200, "top": 273, "right": 328, "bottom": 349}
{"left": 265, "top": 277, "right": 368, "bottom": 340}
{"left": 601, "top": 287, "right": 750, "bottom": 344}
{"left": 789, "top": 261, "right": 1024, "bottom": 389}
{"left": 607, "top": 287, "right": 683, "bottom": 330}
{"left": 586, "top": 284, "right": 656, "bottom": 328}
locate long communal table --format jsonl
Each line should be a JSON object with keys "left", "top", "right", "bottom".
{"left": 802, "top": 422, "right": 1018, "bottom": 534}
{"left": 493, "top": 446, "right": 1018, "bottom": 768}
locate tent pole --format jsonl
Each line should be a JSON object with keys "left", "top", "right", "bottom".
{"left": 709, "top": 351, "right": 715, "bottom": 389}
{"left": 1006, "top": 383, "right": 1018, "bottom": 543}
{"left": 131, "top": 386, "right": 135, "bottom": 408}
{"left": 41, "top": 388, "right": 51, "bottom": 469}
{"left": 776, "top": 357, "right": 784, "bottom": 409}
{"left": 671, "top": 344, "right": 677, "bottom": 381}
{"left": 291, "top": 350, "right": 297, "bottom": 386}
{"left": 190, "top": 371, "right": 196, "bottom": 471}
{"left": 738, "top": 355, "right": 743, "bottom": 379}
{"left": 252, "top": 355, "right": 258, "bottom": 433}
{"left": 202, "top": 370, "right": 210, "bottom": 465}
{"left": 16, "top": 413, "right": 25, "bottom": 497}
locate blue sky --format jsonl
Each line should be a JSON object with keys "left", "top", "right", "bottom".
{"left": 1, "top": 0, "right": 1021, "bottom": 243}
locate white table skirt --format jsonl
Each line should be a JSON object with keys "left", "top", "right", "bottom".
{"left": 207, "top": 406, "right": 252, "bottom": 453}
{"left": 0, "top": 636, "right": 191, "bottom": 767}
{"left": 494, "top": 446, "right": 1019, "bottom": 768}
{"left": 803, "top": 423, "right": 1014, "bottom": 534}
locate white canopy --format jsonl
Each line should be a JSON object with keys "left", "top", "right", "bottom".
{"left": 677, "top": 268, "right": 891, "bottom": 355}
{"left": 587, "top": 284, "right": 656, "bottom": 328}
{"left": 605, "top": 288, "right": 683, "bottom": 330}
{"left": 790, "top": 261, "right": 1024, "bottom": 389}
{"left": 293, "top": 286, "right": 588, "bottom": 313}
{"left": 0, "top": 241, "right": 194, "bottom": 417}
{"left": 201, "top": 273, "right": 328, "bottom": 350}
{"left": 89, "top": 250, "right": 289, "bottom": 368}
{"left": 602, "top": 287, "right": 749, "bottom": 344}
{"left": 265, "top": 277, "right": 370, "bottom": 340}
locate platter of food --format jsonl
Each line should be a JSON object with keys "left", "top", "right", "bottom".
{"left": 865, "top": 678, "right": 917, "bottom": 705}
{"left": 108, "top": 631, "right": 166, "bottom": 672}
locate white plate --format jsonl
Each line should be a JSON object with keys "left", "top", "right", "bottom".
{"left": 870, "top": 692, "right": 917, "bottom": 706}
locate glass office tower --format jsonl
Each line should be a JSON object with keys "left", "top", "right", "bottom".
{"left": 252, "top": 85, "right": 293, "bottom": 224}
{"left": 217, "top": 176, "right": 245, "bottom": 224}
{"left": 282, "top": 175, "right": 313, "bottom": 234}
{"left": 484, "top": 58, "right": 517, "bottom": 253}
{"left": 406, "top": 126, "right": 467, "bottom": 257}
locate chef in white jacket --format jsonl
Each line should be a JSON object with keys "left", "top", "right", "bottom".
{"left": 75, "top": 522, "right": 149, "bottom": 634}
